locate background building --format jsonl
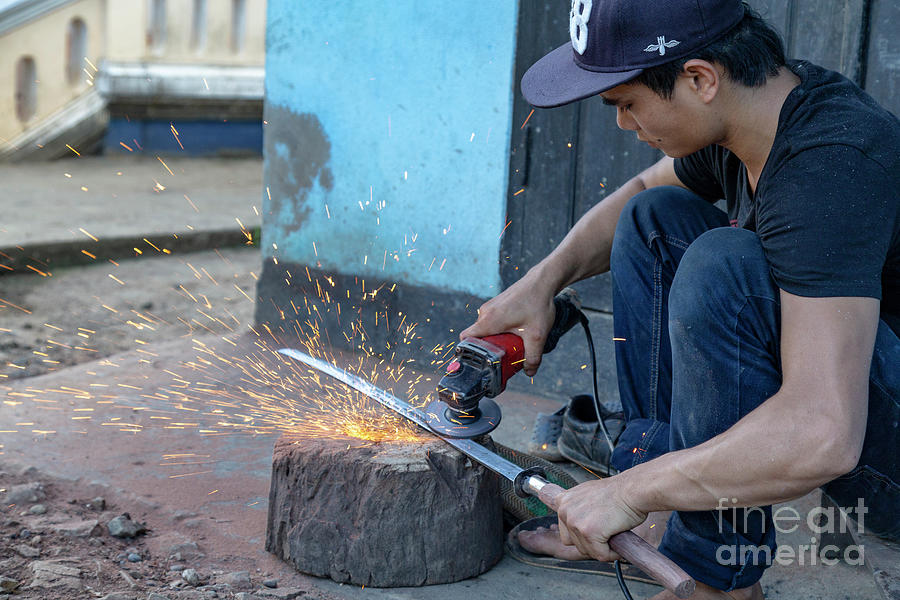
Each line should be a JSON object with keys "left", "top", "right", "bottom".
{"left": 0, "top": 0, "right": 266, "bottom": 160}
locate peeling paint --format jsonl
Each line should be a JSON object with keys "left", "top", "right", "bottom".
{"left": 262, "top": 104, "right": 332, "bottom": 236}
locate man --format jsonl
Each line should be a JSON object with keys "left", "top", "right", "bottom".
{"left": 461, "top": 1, "right": 899, "bottom": 598}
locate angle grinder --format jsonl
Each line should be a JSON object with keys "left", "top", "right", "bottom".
{"left": 426, "top": 288, "right": 583, "bottom": 438}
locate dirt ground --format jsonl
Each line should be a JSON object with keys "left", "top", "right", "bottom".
{"left": 0, "top": 246, "right": 262, "bottom": 381}
{"left": 0, "top": 246, "right": 335, "bottom": 599}
{"left": 0, "top": 459, "right": 336, "bottom": 600}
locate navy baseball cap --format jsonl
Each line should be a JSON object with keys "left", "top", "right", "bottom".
{"left": 522, "top": 0, "right": 746, "bottom": 108}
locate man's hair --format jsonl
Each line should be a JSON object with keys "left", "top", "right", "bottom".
{"left": 634, "top": 4, "right": 786, "bottom": 99}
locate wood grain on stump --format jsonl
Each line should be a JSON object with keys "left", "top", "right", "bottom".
{"left": 265, "top": 434, "right": 504, "bottom": 587}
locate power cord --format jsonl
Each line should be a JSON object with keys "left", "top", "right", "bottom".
{"left": 615, "top": 559, "right": 635, "bottom": 600}
{"left": 576, "top": 310, "right": 633, "bottom": 600}
{"left": 577, "top": 311, "right": 615, "bottom": 459}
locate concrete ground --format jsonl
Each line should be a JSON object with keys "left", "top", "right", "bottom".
{"left": 0, "top": 155, "right": 263, "bottom": 250}
{"left": 0, "top": 156, "right": 883, "bottom": 599}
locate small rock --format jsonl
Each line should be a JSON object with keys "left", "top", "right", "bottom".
{"left": 28, "top": 504, "right": 47, "bottom": 515}
{"left": 128, "top": 553, "right": 142, "bottom": 562}
{"left": 148, "top": 593, "right": 172, "bottom": 600}
{"left": 172, "top": 510, "right": 198, "bottom": 521}
{"left": 255, "top": 588, "right": 306, "bottom": 599}
{"left": 222, "top": 571, "right": 252, "bottom": 591}
{"left": 234, "top": 594, "right": 259, "bottom": 600}
{"left": 0, "top": 577, "right": 17, "bottom": 592}
{"left": 28, "top": 558, "right": 83, "bottom": 591}
{"left": 14, "top": 543, "right": 40, "bottom": 558}
{"left": 168, "top": 564, "right": 186, "bottom": 572}
{"left": 4, "top": 482, "right": 45, "bottom": 506}
{"left": 167, "top": 541, "right": 203, "bottom": 561}
{"left": 181, "top": 569, "right": 201, "bottom": 587}
{"left": 31, "top": 535, "right": 42, "bottom": 544}
{"left": 54, "top": 518, "right": 102, "bottom": 537}
{"left": 263, "top": 579, "right": 278, "bottom": 588}
{"left": 108, "top": 514, "right": 147, "bottom": 538}
{"left": 100, "top": 593, "right": 138, "bottom": 600}
{"left": 88, "top": 497, "right": 107, "bottom": 511}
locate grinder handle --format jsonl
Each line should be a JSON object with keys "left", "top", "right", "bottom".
{"left": 477, "top": 288, "right": 582, "bottom": 364}
{"left": 476, "top": 288, "right": 582, "bottom": 393}
{"left": 535, "top": 482, "right": 696, "bottom": 599}
{"left": 542, "top": 287, "right": 583, "bottom": 354}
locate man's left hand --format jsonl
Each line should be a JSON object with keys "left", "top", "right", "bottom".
{"left": 553, "top": 475, "right": 648, "bottom": 561}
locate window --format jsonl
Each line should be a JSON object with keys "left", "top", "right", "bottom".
{"left": 231, "top": 0, "right": 245, "bottom": 53}
{"left": 147, "top": 0, "right": 166, "bottom": 53}
{"left": 191, "top": 0, "right": 206, "bottom": 52}
{"left": 15, "top": 56, "right": 37, "bottom": 122}
{"left": 66, "top": 18, "right": 87, "bottom": 85}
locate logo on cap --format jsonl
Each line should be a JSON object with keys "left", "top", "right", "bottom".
{"left": 570, "top": 0, "right": 592, "bottom": 55}
{"left": 643, "top": 36, "right": 681, "bottom": 55}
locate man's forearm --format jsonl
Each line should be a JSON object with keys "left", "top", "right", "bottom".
{"left": 622, "top": 387, "right": 860, "bottom": 515}
{"left": 528, "top": 175, "right": 648, "bottom": 293}
{"left": 622, "top": 294, "right": 876, "bottom": 516}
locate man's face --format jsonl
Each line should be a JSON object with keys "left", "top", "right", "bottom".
{"left": 598, "top": 79, "right": 715, "bottom": 158}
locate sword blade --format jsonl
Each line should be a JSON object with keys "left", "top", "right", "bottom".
{"left": 277, "top": 348, "right": 524, "bottom": 483}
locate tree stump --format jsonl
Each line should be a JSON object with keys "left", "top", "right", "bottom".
{"left": 265, "top": 435, "right": 504, "bottom": 587}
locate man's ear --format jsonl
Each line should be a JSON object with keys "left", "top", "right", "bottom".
{"left": 681, "top": 59, "right": 720, "bottom": 103}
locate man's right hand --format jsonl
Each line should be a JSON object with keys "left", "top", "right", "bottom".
{"left": 459, "top": 270, "right": 558, "bottom": 376}
{"left": 458, "top": 159, "right": 677, "bottom": 376}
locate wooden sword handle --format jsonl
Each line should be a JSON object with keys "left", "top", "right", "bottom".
{"left": 535, "top": 482, "right": 696, "bottom": 599}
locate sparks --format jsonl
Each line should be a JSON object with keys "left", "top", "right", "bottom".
{"left": 79, "top": 228, "right": 99, "bottom": 242}
{"left": 157, "top": 156, "right": 175, "bottom": 176}
{"left": 520, "top": 108, "right": 535, "bottom": 129}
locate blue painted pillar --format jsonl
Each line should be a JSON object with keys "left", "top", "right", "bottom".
{"left": 257, "top": 1, "right": 520, "bottom": 355}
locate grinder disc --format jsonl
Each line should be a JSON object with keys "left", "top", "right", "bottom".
{"left": 424, "top": 398, "right": 501, "bottom": 438}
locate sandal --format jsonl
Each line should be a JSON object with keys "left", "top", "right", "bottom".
{"left": 506, "top": 515, "right": 659, "bottom": 586}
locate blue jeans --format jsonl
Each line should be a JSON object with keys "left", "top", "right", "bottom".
{"left": 607, "top": 186, "right": 900, "bottom": 591}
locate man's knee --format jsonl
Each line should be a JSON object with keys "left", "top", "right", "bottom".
{"left": 668, "top": 227, "right": 767, "bottom": 325}
{"left": 611, "top": 186, "right": 704, "bottom": 268}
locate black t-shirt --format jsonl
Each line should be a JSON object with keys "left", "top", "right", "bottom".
{"left": 674, "top": 60, "right": 900, "bottom": 335}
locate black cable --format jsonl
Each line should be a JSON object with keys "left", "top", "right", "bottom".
{"left": 579, "top": 311, "right": 631, "bottom": 599}
{"left": 577, "top": 312, "right": 615, "bottom": 459}
{"left": 615, "top": 560, "right": 635, "bottom": 600}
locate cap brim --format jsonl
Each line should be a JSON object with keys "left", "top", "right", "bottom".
{"left": 521, "top": 42, "right": 644, "bottom": 108}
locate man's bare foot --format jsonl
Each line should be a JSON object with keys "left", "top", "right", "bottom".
{"left": 517, "top": 523, "right": 590, "bottom": 560}
{"left": 517, "top": 511, "right": 672, "bottom": 560}
{"left": 648, "top": 581, "right": 764, "bottom": 599}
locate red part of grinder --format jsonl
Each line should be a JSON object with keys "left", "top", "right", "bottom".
{"left": 477, "top": 333, "right": 525, "bottom": 392}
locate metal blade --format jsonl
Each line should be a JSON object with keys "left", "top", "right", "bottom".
{"left": 278, "top": 348, "right": 431, "bottom": 430}
{"left": 277, "top": 348, "right": 524, "bottom": 483}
